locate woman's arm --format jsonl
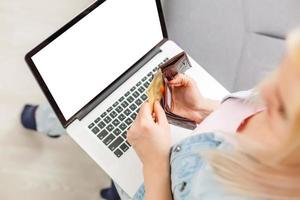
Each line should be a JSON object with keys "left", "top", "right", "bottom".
{"left": 196, "top": 98, "right": 220, "bottom": 118}
{"left": 127, "top": 102, "right": 172, "bottom": 200}
{"left": 143, "top": 161, "right": 172, "bottom": 200}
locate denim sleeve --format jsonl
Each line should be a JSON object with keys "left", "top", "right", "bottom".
{"left": 132, "top": 133, "right": 229, "bottom": 200}
{"left": 170, "top": 133, "right": 224, "bottom": 200}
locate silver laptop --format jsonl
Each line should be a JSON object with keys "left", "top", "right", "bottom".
{"left": 25, "top": 0, "right": 215, "bottom": 197}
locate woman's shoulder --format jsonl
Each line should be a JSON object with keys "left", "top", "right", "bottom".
{"left": 170, "top": 132, "right": 237, "bottom": 200}
{"left": 171, "top": 132, "right": 234, "bottom": 156}
{"left": 222, "top": 89, "right": 255, "bottom": 103}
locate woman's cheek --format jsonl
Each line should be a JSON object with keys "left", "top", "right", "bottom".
{"left": 268, "top": 109, "right": 290, "bottom": 142}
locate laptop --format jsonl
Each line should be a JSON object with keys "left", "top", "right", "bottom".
{"left": 25, "top": 0, "right": 229, "bottom": 197}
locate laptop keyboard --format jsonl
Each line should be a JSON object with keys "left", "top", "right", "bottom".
{"left": 88, "top": 57, "right": 169, "bottom": 158}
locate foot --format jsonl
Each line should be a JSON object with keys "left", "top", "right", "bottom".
{"left": 21, "top": 104, "right": 62, "bottom": 139}
{"left": 21, "top": 104, "right": 38, "bottom": 130}
{"left": 100, "top": 182, "right": 120, "bottom": 200}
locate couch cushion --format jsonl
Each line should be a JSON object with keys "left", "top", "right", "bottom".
{"left": 164, "top": 0, "right": 245, "bottom": 90}
{"left": 244, "top": 0, "right": 300, "bottom": 39}
{"left": 233, "top": 33, "right": 286, "bottom": 91}
{"left": 163, "top": 0, "right": 300, "bottom": 92}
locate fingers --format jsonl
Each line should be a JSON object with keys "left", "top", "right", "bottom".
{"left": 153, "top": 101, "right": 168, "bottom": 125}
{"left": 128, "top": 102, "right": 154, "bottom": 142}
{"left": 137, "top": 102, "right": 153, "bottom": 121}
{"left": 168, "top": 73, "right": 190, "bottom": 87}
{"left": 152, "top": 112, "right": 156, "bottom": 121}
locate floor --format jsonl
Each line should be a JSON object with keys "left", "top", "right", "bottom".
{"left": 0, "top": 0, "right": 111, "bottom": 199}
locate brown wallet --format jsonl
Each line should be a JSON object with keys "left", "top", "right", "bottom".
{"left": 160, "top": 52, "right": 197, "bottom": 130}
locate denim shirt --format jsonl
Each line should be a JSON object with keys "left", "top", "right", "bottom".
{"left": 132, "top": 132, "right": 253, "bottom": 200}
{"left": 129, "top": 90, "right": 257, "bottom": 200}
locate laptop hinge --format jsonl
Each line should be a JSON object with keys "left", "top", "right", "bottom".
{"left": 75, "top": 46, "right": 163, "bottom": 122}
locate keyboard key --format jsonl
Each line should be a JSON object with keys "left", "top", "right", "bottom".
{"left": 94, "top": 117, "right": 101, "bottom": 123}
{"left": 108, "top": 137, "right": 124, "bottom": 151}
{"left": 129, "top": 104, "right": 137, "bottom": 111}
{"left": 125, "top": 91, "right": 130, "bottom": 97}
{"left": 142, "top": 76, "right": 147, "bottom": 82}
{"left": 91, "top": 126, "right": 100, "bottom": 134}
{"left": 141, "top": 94, "right": 148, "bottom": 101}
{"left": 107, "top": 124, "right": 114, "bottom": 132}
{"left": 104, "top": 116, "right": 112, "bottom": 124}
{"left": 135, "top": 99, "right": 143, "bottom": 106}
{"left": 133, "top": 91, "right": 139, "bottom": 98}
{"left": 120, "top": 143, "right": 129, "bottom": 152}
{"left": 112, "top": 119, "right": 120, "bottom": 126}
{"left": 103, "top": 134, "right": 115, "bottom": 145}
{"left": 98, "top": 121, "right": 106, "bottom": 129}
{"left": 119, "top": 123, "right": 127, "bottom": 131}
{"left": 125, "top": 118, "right": 133, "bottom": 126}
{"left": 88, "top": 123, "right": 95, "bottom": 129}
{"left": 113, "top": 102, "right": 119, "bottom": 107}
{"left": 107, "top": 107, "right": 113, "bottom": 113}
{"left": 152, "top": 68, "right": 157, "bottom": 72}
{"left": 97, "top": 130, "right": 109, "bottom": 140}
{"left": 149, "top": 75, "right": 154, "bottom": 81}
{"left": 138, "top": 87, "right": 145, "bottom": 93}
{"left": 121, "top": 101, "right": 129, "bottom": 108}
{"left": 131, "top": 113, "right": 137, "bottom": 120}
{"left": 116, "top": 106, "right": 123, "bottom": 113}
{"left": 136, "top": 81, "right": 142, "bottom": 87}
{"left": 147, "top": 72, "right": 152, "bottom": 77}
{"left": 119, "top": 96, "right": 125, "bottom": 102}
{"left": 124, "top": 109, "right": 131, "bottom": 116}
{"left": 118, "top": 114, "right": 126, "bottom": 121}
{"left": 143, "top": 82, "right": 150, "bottom": 88}
{"left": 130, "top": 86, "right": 136, "bottom": 92}
{"left": 113, "top": 128, "right": 121, "bottom": 136}
{"left": 126, "top": 141, "right": 131, "bottom": 147}
{"left": 109, "top": 111, "right": 118, "bottom": 119}
{"left": 122, "top": 132, "right": 127, "bottom": 139}
{"left": 114, "top": 149, "right": 123, "bottom": 158}
{"left": 127, "top": 96, "right": 134, "bottom": 103}
{"left": 101, "top": 112, "right": 107, "bottom": 118}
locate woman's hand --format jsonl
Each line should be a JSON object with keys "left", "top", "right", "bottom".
{"left": 127, "top": 101, "right": 172, "bottom": 200}
{"left": 168, "top": 73, "right": 219, "bottom": 123}
{"left": 127, "top": 101, "right": 171, "bottom": 167}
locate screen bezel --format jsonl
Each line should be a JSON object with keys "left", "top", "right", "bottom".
{"left": 25, "top": 0, "right": 168, "bottom": 128}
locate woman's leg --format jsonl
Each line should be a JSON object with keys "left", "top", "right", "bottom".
{"left": 21, "top": 103, "right": 66, "bottom": 137}
{"left": 101, "top": 181, "right": 131, "bottom": 200}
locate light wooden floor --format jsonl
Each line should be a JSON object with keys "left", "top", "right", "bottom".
{"left": 0, "top": 0, "right": 111, "bottom": 199}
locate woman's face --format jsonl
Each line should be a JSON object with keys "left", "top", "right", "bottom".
{"left": 260, "top": 56, "right": 300, "bottom": 142}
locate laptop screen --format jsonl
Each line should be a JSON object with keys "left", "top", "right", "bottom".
{"left": 31, "top": 0, "right": 164, "bottom": 120}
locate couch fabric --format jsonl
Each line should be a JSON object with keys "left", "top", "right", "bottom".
{"left": 163, "top": 0, "right": 300, "bottom": 91}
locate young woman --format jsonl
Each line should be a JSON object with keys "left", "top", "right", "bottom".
{"left": 21, "top": 30, "right": 300, "bottom": 200}
{"left": 126, "top": 29, "right": 300, "bottom": 200}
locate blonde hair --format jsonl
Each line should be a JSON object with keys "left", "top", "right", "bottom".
{"left": 204, "top": 29, "right": 300, "bottom": 200}
{"left": 288, "top": 29, "right": 300, "bottom": 67}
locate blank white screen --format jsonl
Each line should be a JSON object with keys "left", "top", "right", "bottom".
{"left": 32, "top": 0, "right": 163, "bottom": 120}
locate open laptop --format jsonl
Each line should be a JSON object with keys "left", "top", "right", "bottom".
{"left": 25, "top": 0, "right": 229, "bottom": 197}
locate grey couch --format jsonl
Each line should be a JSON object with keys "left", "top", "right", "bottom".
{"left": 162, "top": 0, "right": 300, "bottom": 92}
